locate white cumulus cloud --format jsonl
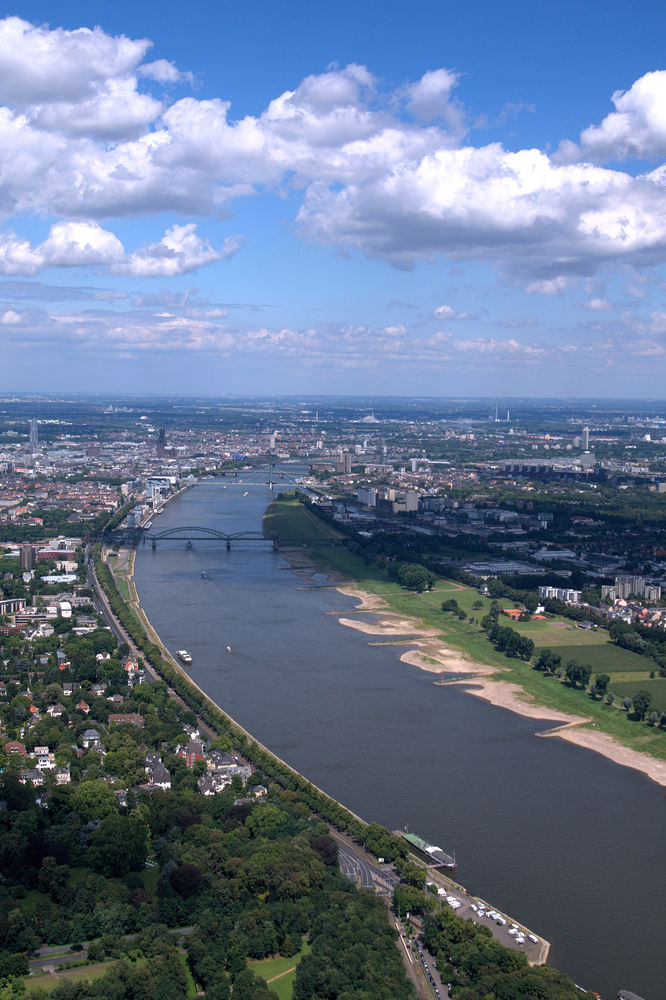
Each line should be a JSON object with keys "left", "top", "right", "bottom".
{"left": 558, "top": 71, "right": 666, "bottom": 163}
{"left": 139, "top": 59, "right": 194, "bottom": 85}
{"left": 0, "top": 16, "right": 666, "bottom": 288}
{"left": 116, "top": 224, "right": 244, "bottom": 277}
{"left": 584, "top": 298, "right": 612, "bottom": 311}
{"left": 435, "top": 304, "right": 468, "bottom": 320}
{"left": 0, "top": 222, "right": 242, "bottom": 276}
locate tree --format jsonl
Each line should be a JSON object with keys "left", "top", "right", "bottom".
{"left": 592, "top": 673, "right": 610, "bottom": 698}
{"left": 393, "top": 883, "right": 427, "bottom": 918}
{"left": 232, "top": 969, "right": 278, "bottom": 1000}
{"left": 43, "top": 683, "right": 63, "bottom": 705}
{"left": 245, "top": 804, "right": 288, "bottom": 836}
{"left": 71, "top": 780, "right": 118, "bottom": 822}
{"left": 534, "top": 649, "right": 561, "bottom": 674}
{"left": 310, "top": 835, "right": 338, "bottom": 866}
{"left": 395, "top": 562, "right": 436, "bottom": 592}
{"left": 524, "top": 594, "right": 539, "bottom": 613}
{"left": 565, "top": 660, "right": 591, "bottom": 689}
{"left": 88, "top": 814, "right": 148, "bottom": 875}
{"left": 170, "top": 863, "right": 204, "bottom": 897}
{"left": 632, "top": 690, "right": 652, "bottom": 720}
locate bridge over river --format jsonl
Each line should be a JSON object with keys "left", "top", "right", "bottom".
{"left": 142, "top": 518, "right": 411, "bottom": 550}
{"left": 142, "top": 525, "right": 336, "bottom": 550}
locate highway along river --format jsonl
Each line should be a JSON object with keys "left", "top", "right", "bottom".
{"left": 133, "top": 467, "right": 666, "bottom": 1000}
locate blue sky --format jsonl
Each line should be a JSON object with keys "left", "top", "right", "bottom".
{"left": 2, "top": 0, "right": 666, "bottom": 397}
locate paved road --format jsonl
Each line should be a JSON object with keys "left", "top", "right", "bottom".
{"left": 29, "top": 928, "right": 194, "bottom": 972}
{"left": 330, "top": 830, "right": 399, "bottom": 897}
{"left": 87, "top": 551, "right": 218, "bottom": 747}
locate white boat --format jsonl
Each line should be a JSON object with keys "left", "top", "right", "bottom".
{"left": 243, "top": 491, "right": 249, "bottom": 496}
{"left": 177, "top": 650, "right": 192, "bottom": 664}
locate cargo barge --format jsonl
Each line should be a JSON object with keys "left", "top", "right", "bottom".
{"left": 402, "top": 831, "right": 456, "bottom": 869}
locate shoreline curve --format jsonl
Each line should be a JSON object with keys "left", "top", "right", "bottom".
{"left": 283, "top": 550, "right": 666, "bottom": 788}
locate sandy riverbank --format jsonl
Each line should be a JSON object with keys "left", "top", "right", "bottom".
{"left": 281, "top": 551, "right": 666, "bottom": 788}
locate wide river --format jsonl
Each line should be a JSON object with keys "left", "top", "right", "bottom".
{"left": 134, "top": 468, "right": 665, "bottom": 1000}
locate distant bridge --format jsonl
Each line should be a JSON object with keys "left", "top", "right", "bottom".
{"left": 143, "top": 526, "right": 274, "bottom": 550}
{"left": 142, "top": 526, "right": 340, "bottom": 550}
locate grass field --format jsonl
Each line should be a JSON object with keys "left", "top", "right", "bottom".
{"left": 114, "top": 575, "right": 131, "bottom": 602}
{"left": 609, "top": 679, "right": 666, "bottom": 713}
{"left": 27, "top": 960, "right": 117, "bottom": 992}
{"left": 250, "top": 940, "right": 311, "bottom": 1000}
{"left": 263, "top": 494, "right": 344, "bottom": 543}
{"left": 541, "top": 642, "right": 656, "bottom": 673}
{"left": 26, "top": 952, "right": 196, "bottom": 996}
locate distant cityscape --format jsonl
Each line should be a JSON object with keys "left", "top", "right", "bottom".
{"left": 3, "top": 397, "right": 666, "bottom": 638}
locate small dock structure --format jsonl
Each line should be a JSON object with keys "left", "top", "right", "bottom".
{"left": 402, "top": 831, "right": 456, "bottom": 869}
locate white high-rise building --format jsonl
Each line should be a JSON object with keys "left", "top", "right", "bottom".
{"left": 29, "top": 418, "right": 38, "bottom": 449}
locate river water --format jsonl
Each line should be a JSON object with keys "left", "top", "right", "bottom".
{"left": 134, "top": 469, "right": 665, "bottom": 1000}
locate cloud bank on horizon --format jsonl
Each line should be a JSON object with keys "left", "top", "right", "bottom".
{"left": 2, "top": 13, "right": 666, "bottom": 393}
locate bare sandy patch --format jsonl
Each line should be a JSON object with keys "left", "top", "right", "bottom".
{"left": 338, "top": 615, "right": 438, "bottom": 637}
{"left": 541, "top": 726, "right": 666, "bottom": 787}
{"left": 452, "top": 678, "right": 666, "bottom": 787}
{"left": 453, "top": 678, "right": 583, "bottom": 724}
{"left": 337, "top": 584, "right": 387, "bottom": 611}
{"left": 400, "top": 646, "right": 492, "bottom": 676}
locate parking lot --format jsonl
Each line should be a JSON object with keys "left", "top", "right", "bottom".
{"left": 426, "top": 875, "right": 549, "bottom": 966}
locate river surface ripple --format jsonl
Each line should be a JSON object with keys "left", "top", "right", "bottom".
{"left": 133, "top": 469, "right": 666, "bottom": 1000}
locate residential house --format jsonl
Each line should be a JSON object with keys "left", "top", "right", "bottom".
{"left": 19, "top": 768, "right": 44, "bottom": 786}
{"left": 197, "top": 774, "right": 216, "bottom": 796}
{"left": 146, "top": 762, "right": 171, "bottom": 790}
{"left": 207, "top": 749, "right": 236, "bottom": 769}
{"left": 178, "top": 740, "right": 205, "bottom": 768}
{"left": 32, "top": 747, "right": 55, "bottom": 771}
{"left": 81, "top": 728, "right": 102, "bottom": 749}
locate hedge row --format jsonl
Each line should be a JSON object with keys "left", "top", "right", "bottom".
{"left": 93, "top": 546, "right": 407, "bottom": 860}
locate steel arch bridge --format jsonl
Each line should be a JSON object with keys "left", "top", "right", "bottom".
{"left": 144, "top": 526, "right": 275, "bottom": 549}
{"left": 145, "top": 526, "right": 266, "bottom": 542}
{"left": 141, "top": 525, "right": 343, "bottom": 550}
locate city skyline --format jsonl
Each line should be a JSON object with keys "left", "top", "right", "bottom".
{"left": 2, "top": 1, "right": 666, "bottom": 396}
